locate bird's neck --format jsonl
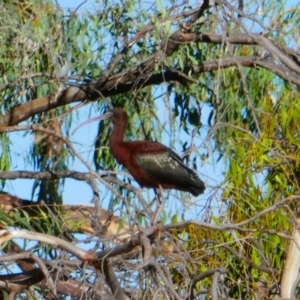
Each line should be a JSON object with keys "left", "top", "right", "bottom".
{"left": 109, "top": 125, "right": 126, "bottom": 145}
{"left": 109, "top": 125, "right": 127, "bottom": 163}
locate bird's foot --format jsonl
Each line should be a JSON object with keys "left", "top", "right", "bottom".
{"left": 151, "top": 186, "right": 165, "bottom": 225}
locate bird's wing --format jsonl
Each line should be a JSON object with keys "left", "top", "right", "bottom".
{"left": 133, "top": 142, "right": 200, "bottom": 186}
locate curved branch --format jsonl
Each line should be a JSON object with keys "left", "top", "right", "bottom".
{"left": 96, "top": 3, "right": 210, "bottom": 88}
{"left": 0, "top": 230, "right": 94, "bottom": 262}
{"left": 188, "top": 268, "right": 227, "bottom": 300}
{"left": 254, "top": 35, "right": 300, "bottom": 76}
{"left": 188, "top": 57, "right": 300, "bottom": 86}
{"left": 103, "top": 258, "right": 130, "bottom": 300}
{"left": 1, "top": 30, "right": 299, "bottom": 127}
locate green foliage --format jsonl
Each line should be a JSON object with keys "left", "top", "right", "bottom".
{"left": 0, "top": 134, "right": 10, "bottom": 188}
{"left": 216, "top": 74, "right": 300, "bottom": 297}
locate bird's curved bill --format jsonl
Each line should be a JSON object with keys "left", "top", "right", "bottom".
{"left": 72, "top": 111, "right": 113, "bottom": 134}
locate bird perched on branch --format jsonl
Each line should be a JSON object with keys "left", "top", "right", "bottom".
{"left": 73, "top": 108, "right": 205, "bottom": 196}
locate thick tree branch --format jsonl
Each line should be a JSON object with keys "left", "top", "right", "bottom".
{"left": 0, "top": 230, "right": 95, "bottom": 261}
{"left": 253, "top": 35, "right": 300, "bottom": 76}
{"left": 0, "top": 169, "right": 93, "bottom": 181}
{"left": 95, "top": 3, "right": 209, "bottom": 88}
{"left": 1, "top": 30, "right": 298, "bottom": 127}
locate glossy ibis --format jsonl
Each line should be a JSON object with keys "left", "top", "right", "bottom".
{"left": 73, "top": 108, "right": 205, "bottom": 196}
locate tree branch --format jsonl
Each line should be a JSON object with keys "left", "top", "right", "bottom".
{"left": 188, "top": 268, "right": 227, "bottom": 300}
{"left": 103, "top": 258, "right": 130, "bottom": 300}
{"left": 0, "top": 230, "right": 95, "bottom": 261}
{"left": 1, "top": 30, "right": 298, "bottom": 127}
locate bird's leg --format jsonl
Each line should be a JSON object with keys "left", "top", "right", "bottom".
{"left": 151, "top": 185, "right": 165, "bottom": 225}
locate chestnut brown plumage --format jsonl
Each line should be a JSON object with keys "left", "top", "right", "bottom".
{"left": 74, "top": 108, "right": 205, "bottom": 196}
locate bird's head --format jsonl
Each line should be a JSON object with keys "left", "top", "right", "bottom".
{"left": 72, "top": 107, "right": 128, "bottom": 134}
{"left": 104, "top": 108, "right": 128, "bottom": 127}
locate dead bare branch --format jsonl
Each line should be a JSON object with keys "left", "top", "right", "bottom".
{"left": 139, "top": 231, "right": 152, "bottom": 265}
{"left": 188, "top": 268, "right": 227, "bottom": 300}
{"left": 0, "top": 230, "right": 95, "bottom": 262}
{"left": 103, "top": 258, "right": 130, "bottom": 300}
